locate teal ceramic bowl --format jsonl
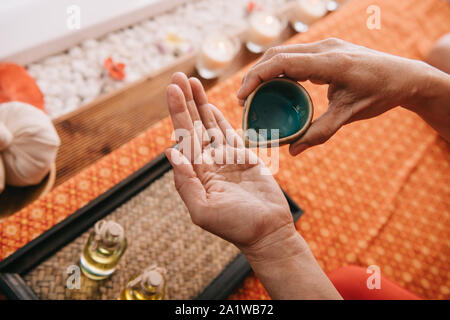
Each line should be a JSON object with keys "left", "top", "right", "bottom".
{"left": 242, "top": 78, "right": 313, "bottom": 148}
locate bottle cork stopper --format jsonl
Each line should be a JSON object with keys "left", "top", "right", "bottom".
{"left": 93, "top": 220, "right": 124, "bottom": 248}
{"left": 107, "top": 222, "right": 123, "bottom": 237}
{"left": 146, "top": 270, "right": 163, "bottom": 287}
{"left": 126, "top": 264, "right": 166, "bottom": 296}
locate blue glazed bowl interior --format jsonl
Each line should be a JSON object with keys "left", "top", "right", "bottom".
{"left": 247, "top": 79, "right": 311, "bottom": 141}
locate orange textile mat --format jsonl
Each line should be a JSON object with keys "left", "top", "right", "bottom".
{"left": 1, "top": 0, "right": 449, "bottom": 300}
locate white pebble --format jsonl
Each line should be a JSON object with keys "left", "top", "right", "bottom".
{"left": 68, "top": 46, "right": 84, "bottom": 58}
{"left": 59, "top": 83, "right": 76, "bottom": 99}
{"left": 28, "top": 0, "right": 290, "bottom": 119}
{"left": 65, "top": 96, "right": 81, "bottom": 111}
{"left": 82, "top": 39, "right": 98, "bottom": 49}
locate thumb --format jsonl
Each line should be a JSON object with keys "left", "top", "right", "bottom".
{"left": 165, "top": 148, "right": 207, "bottom": 213}
{"left": 289, "top": 107, "right": 348, "bottom": 156}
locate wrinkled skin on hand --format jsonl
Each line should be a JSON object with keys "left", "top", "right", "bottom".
{"left": 237, "top": 38, "right": 450, "bottom": 154}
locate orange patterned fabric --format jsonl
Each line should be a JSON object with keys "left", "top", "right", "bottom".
{"left": 0, "top": 0, "right": 449, "bottom": 300}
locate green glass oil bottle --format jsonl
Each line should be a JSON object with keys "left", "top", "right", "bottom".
{"left": 80, "top": 220, "right": 127, "bottom": 280}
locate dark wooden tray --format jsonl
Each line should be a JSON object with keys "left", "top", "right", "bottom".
{"left": 0, "top": 152, "right": 303, "bottom": 300}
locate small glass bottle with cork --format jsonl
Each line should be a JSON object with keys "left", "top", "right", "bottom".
{"left": 119, "top": 264, "right": 167, "bottom": 300}
{"left": 80, "top": 219, "right": 127, "bottom": 280}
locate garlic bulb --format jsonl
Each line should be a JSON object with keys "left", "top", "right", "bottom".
{"left": 0, "top": 102, "right": 60, "bottom": 187}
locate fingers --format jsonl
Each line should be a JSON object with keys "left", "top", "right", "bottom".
{"left": 167, "top": 84, "right": 194, "bottom": 133}
{"left": 189, "top": 77, "right": 225, "bottom": 143}
{"left": 238, "top": 38, "right": 347, "bottom": 104}
{"left": 238, "top": 44, "right": 321, "bottom": 101}
{"left": 209, "top": 104, "right": 244, "bottom": 148}
{"left": 171, "top": 72, "right": 193, "bottom": 100}
{"left": 171, "top": 72, "right": 208, "bottom": 144}
{"left": 252, "top": 42, "right": 327, "bottom": 73}
{"left": 237, "top": 56, "right": 287, "bottom": 101}
{"left": 237, "top": 53, "right": 330, "bottom": 102}
{"left": 171, "top": 72, "right": 202, "bottom": 124}
{"left": 289, "top": 106, "right": 350, "bottom": 156}
{"left": 169, "top": 73, "right": 242, "bottom": 151}
{"left": 165, "top": 148, "right": 207, "bottom": 224}
{"left": 166, "top": 84, "right": 201, "bottom": 162}
{"left": 257, "top": 39, "right": 344, "bottom": 66}
{"left": 189, "top": 77, "right": 218, "bottom": 129}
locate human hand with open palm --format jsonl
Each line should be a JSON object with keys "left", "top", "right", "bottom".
{"left": 165, "top": 72, "right": 295, "bottom": 248}
{"left": 165, "top": 72, "right": 340, "bottom": 300}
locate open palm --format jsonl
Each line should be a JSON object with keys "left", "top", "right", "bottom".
{"left": 165, "top": 73, "right": 293, "bottom": 248}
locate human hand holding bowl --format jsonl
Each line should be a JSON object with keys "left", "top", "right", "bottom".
{"left": 165, "top": 72, "right": 340, "bottom": 299}
{"left": 238, "top": 38, "right": 450, "bottom": 155}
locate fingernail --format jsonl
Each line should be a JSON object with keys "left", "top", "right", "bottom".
{"left": 290, "top": 143, "right": 309, "bottom": 156}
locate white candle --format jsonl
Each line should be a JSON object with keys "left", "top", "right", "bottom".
{"left": 200, "top": 36, "right": 237, "bottom": 71}
{"left": 248, "top": 12, "right": 283, "bottom": 47}
{"left": 292, "top": 0, "right": 327, "bottom": 26}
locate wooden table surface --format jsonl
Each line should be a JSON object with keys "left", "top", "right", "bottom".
{"left": 53, "top": 27, "right": 296, "bottom": 187}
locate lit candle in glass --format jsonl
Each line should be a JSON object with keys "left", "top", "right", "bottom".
{"left": 196, "top": 35, "right": 240, "bottom": 79}
{"left": 246, "top": 12, "right": 285, "bottom": 54}
{"left": 291, "top": 0, "right": 328, "bottom": 33}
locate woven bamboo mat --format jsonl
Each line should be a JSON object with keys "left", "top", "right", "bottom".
{"left": 23, "top": 171, "right": 240, "bottom": 300}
